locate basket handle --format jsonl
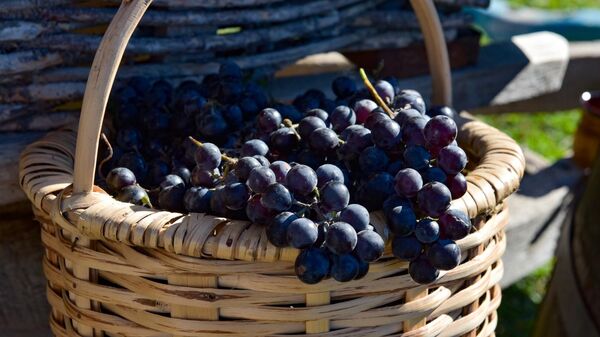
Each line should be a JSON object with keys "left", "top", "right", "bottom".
{"left": 72, "top": 0, "right": 452, "bottom": 193}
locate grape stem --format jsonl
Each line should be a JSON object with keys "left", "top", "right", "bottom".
{"left": 283, "top": 119, "right": 302, "bottom": 140}
{"left": 98, "top": 133, "right": 113, "bottom": 181}
{"left": 188, "top": 136, "right": 238, "bottom": 164}
{"left": 359, "top": 68, "right": 395, "bottom": 118}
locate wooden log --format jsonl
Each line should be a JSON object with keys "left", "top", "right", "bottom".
{"left": 0, "top": 110, "right": 79, "bottom": 132}
{"left": 0, "top": 50, "right": 63, "bottom": 76}
{"left": 351, "top": 10, "right": 471, "bottom": 29}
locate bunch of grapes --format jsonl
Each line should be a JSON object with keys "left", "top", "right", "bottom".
{"left": 101, "top": 61, "right": 472, "bottom": 285}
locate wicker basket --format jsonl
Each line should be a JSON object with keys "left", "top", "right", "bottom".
{"left": 19, "top": 0, "right": 525, "bottom": 336}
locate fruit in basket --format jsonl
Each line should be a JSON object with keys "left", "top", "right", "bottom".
{"left": 101, "top": 62, "right": 473, "bottom": 285}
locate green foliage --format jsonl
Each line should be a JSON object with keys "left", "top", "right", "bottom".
{"left": 508, "top": 0, "right": 600, "bottom": 10}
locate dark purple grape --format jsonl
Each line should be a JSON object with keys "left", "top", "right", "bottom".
{"left": 235, "top": 157, "right": 262, "bottom": 181}
{"left": 267, "top": 212, "right": 298, "bottom": 247}
{"left": 401, "top": 116, "right": 427, "bottom": 146}
{"left": 219, "top": 79, "right": 244, "bottom": 103}
{"left": 326, "top": 222, "right": 357, "bottom": 255}
{"left": 245, "top": 83, "right": 268, "bottom": 109}
{"left": 261, "top": 183, "right": 292, "bottom": 212}
{"left": 106, "top": 167, "right": 136, "bottom": 193}
{"left": 388, "top": 205, "right": 417, "bottom": 236}
{"left": 439, "top": 208, "right": 471, "bottom": 240}
{"left": 160, "top": 174, "right": 185, "bottom": 189}
{"left": 245, "top": 195, "right": 273, "bottom": 223}
{"left": 438, "top": 145, "right": 467, "bottom": 175}
{"left": 356, "top": 172, "right": 395, "bottom": 211}
{"left": 222, "top": 105, "right": 243, "bottom": 126}
{"left": 295, "top": 248, "right": 330, "bottom": 284}
{"left": 239, "top": 97, "right": 260, "bottom": 118}
{"left": 252, "top": 155, "right": 270, "bottom": 167}
{"left": 294, "top": 94, "right": 320, "bottom": 113}
{"left": 298, "top": 116, "right": 327, "bottom": 140}
{"left": 446, "top": 173, "right": 467, "bottom": 199}
{"left": 147, "top": 79, "right": 172, "bottom": 105}
{"left": 417, "top": 182, "right": 452, "bottom": 217}
{"left": 394, "top": 168, "right": 423, "bottom": 198}
{"left": 218, "top": 60, "right": 242, "bottom": 80}
{"left": 306, "top": 108, "right": 329, "bottom": 123}
{"left": 392, "top": 235, "right": 422, "bottom": 261}
{"left": 427, "top": 239, "right": 461, "bottom": 270}
{"left": 117, "top": 185, "right": 150, "bottom": 206}
{"left": 403, "top": 145, "right": 431, "bottom": 170}
{"left": 340, "top": 126, "right": 372, "bottom": 158}
{"left": 305, "top": 89, "right": 326, "bottom": 103}
{"left": 257, "top": 108, "right": 282, "bottom": 133}
{"left": 354, "top": 99, "right": 378, "bottom": 124}
{"left": 286, "top": 164, "right": 318, "bottom": 196}
{"left": 383, "top": 195, "right": 410, "bottom": 217}
{"left": 320, "top": 181, "right": 350, "bottom": 212}
{"left": 171, "top": 165, "right": 191, "bottom": 186}
{"left": 316, "top": 164, "right": 345, "bottom": 188}
{"left": 339, "top": 204, "right": 370, "bottom": 232}
{"left": 415, "top": 219, "right": 440, "bottom": 244}
{"left": 158, "top": 184, "right": 186, "bottom": 212}
{"left": 223, "top": 183, "right": 249, "bottom": 210}
{"left": 424, "top": 116, "right": 457, "bottom": 149}
{"left": 196, "top": 110, "right": 228, "bottom": 138}
{"left": 372, "top": 119, "right": 401, "bottom": 150}
{"left": 393, "top": 108, "right": 422, "bottom": 127}
{"left": 116, "top": 128, "right": 141, "bottom": 151}
{"left": 422, "top": 166, "right": 447, "bottom": 184}
{"left": 184, "top": 187, "right": 212, "bottom": 213}
{"left": 191, "top": 167, "right": 219, "bottom": 188}
{"left": 296, "top": 149, "right": 324, "bottom": 169}
{"left": 269, "top": 127, "right": 300, "bottom": 153}
{"left": 354, "top": 230, "right": 384, "bottom": 262}
{"left": 270, "top": 161, "right": 291, "bottom": 183}
{"left": 118, "top": 152, "right": 147, "bottom": 181}
{"left": 287, "top": 218, "right": 318, "bottom": 249}
{"left": 310, "top": 128, "right": 339, "bottom": 153}
{"left": 330, "top": 253, "right": 359, "bottom": 282}
{"left": 387, "top": 160, "right": 405, "bottom": 176}
{"left": 427, "top": 105, "right": 456, "bottom": 119}
{"left": 409, "top": 255, "right": 440, "bottom": 284}
{"left": 332, "top": 76, "right": 357, "bottom": 99}
{"left": 241, "top": 139, "right": 269, "bottom": 157}
{"left": 194, "top": 143, "right": 221, "bottom": 170}
{"left": 394, "top": 90, "right": 426, "bottom": 114}
{"left": 246, "top": 166, "right": 275, "bottom": 193}
{"left": 383, "top": 76, "right": 400, "bottom": 94}
{"left": 374, "top": 80, "right": 395, "bottom": 104}
{"left": 275, "top": 104, "right": 302, "bottom": 123}
{"left": 364, "top": 111, "right": 391, "bottom": 130}
{"left": 355, "top": 258, "right": 370, "bottom": 280}
{"left": 359, "top": 146, "right": 389, "bottom": 173}
{"left": 146, "top": 160, "right": 170, "bottom": 188}
{"left": 330, "top": 105, "right": 356, "bottom": 132}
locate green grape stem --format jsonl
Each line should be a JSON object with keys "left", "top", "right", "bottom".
{"left": 188, "top": 136, "right": 238, "bottom": 164}
{"left": 359, "top": 68, "right": 395, "bottom": 118}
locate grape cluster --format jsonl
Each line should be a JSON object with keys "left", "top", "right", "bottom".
{"left": 101, "top": 62, "right": 471, "bottom": 285}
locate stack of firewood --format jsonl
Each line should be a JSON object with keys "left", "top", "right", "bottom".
{"left": 0, "top": 0, "right": 488, "bottom": 133}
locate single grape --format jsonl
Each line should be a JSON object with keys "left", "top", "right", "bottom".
{"left": 394, "top": 168, "right": 423, "bottom": 198}
{"left": 267, "top": 211, "right": 298, "bottom": 247}
{"left": 116, "top": 128, "right": 141, "bottom": 151}
{"left": 194, "top": 143, "right": 221, "bottom": 170}
{"left": 409, "top": 255, "right": 440, "bottom": 284}
{"left": 158, "top": 184, "right": 186, "bottom": 212}
{"left": 257, "top": 108, "right": 282, "bottom": 133}
{"left": 446, "top": 173, "right": 467, "bottom": 199}
{"left": 252, "top": 155, "right": 270, "bottom": 167}
{"left": 287, "top": 218, "right": 318, "bottom": 249}
{"left": 392, "top": 235, "right": 422, "bottom": 261}
{"left": 191, "top": 167, "right": 219, "bottom": 188}
{"left": 383, "top": 195, "right": 410, "bottom": 217}
{"left": 306, "top": 108, "right": 329, "bottom": 123}
{"left": 371, "top": 119, "right": 402, "bottom": 150}
{"left": 339, "top": 204, "right": 370, "bottom": 232}
{"left": 427, "top": 105, "right": 456, "bottom": 119}
{"left": 316, "top": 164, "right": 345, "bottom": 188}
{"left": 241, "top": 139, "right": 269, "bottom": 157}
{"left": 246, "top": 194, "right": 273, "bottom": 224}
{"left": 403, "top": 145, "right": 431, "bottom": 171}
{"left": 261, "top": 183, "right": 292, "bottom": 212}
{"left": 235, "top": 157, "right": 262, "bottom": 181}
{"left": 438, "top": 208, "right": 471, "bottom": 240}
{"left": 196, "top": 111, "right": 228, "bottom": 138}
{"left": 219, "top": 79, "right": 244, "bottom": 104}
{"left": 286, "top": 164, "right": 318, "bottom": 196}
{"left": 171, "top": 165, "right": 191, "bottom": 186}
{"left": 332, "top": 76, "right": 357, "bottom": 99}
{"left": 437, "top": 145, "right": 468, "bottom": 175}
{"left": 330, "top": 105, "right": 356, "bottom": 132}
{"left": 247, "top": 166, "right": 276, "bottom": 193}
{"left": 160, "top": 174, "right": 185, "bottom": 189}
{"left": 354, "top": 230, "right": 384, "bottom": 262}
{"left": 223, "top": 183, "right": 249, "bottom": 210}
{"left": 354, "top": 99, "right": 378, "bottom": 124}
{"left": 222, "top": 104, "right": 243, "bottom": 126}
{"left": 422, "top": 166, "right": 447, "bottom": 184}
{"left": 393, "top": 108, "right": 422, "bottom": 127}
{"left": 424, "top": 116, "right": 457, "bottom": 149}
{"left": 116, "top": 185, "right": 150, "bottom": 206}
{"left": 427, "top": 239, "right": 461, "bottom": 270}
{"left": 330, "top": 253, "right": 359, "bottom": 282}
{"left": 270, "top": 161, "right": 291, "bottom": 183}
{"left": 270, "top": 127, "right": 300, "bottom": 153}
{"left": 401, "top": 116, "right": 427, "bottom": 146}
{"left": 374, "top": 80, "right": 395, "bottom": 104}
{"left": 320, "top": 181, "right": 350, "bottom": 212}
{"left": 364, "top": 111, "right": 391, "bottom": 130}
{"left": 298, "top": 116, "right": 327, "bottom": 140}
{"left": 383, "top": 76, "right": 400, "bottom": 94}
{"left": 218, "top": 60, "right": 242, "bottom": 80}
{"left": 295, "top": 248, "right": 330, "bottom": 284}
{"left": 394, "top": 90, "right": 426, "bottom": 114}
{"left": 355, "top": 258, "right": 370, "bottom": 280}
{"left": 326, "top": 222, "right": 357, "bottom": 255}
{"left": 106, "top": 167, "right": 136, "bottom": 193}
{"left": 309, "top": 128, "right": 339, "bottom": 153}
{"left": 340, "top": 126, "right": 372, "bottom": 158}
{"left": 356, "top": 172, "right": 395, "bottom": 211}
{"left": 359, "top": 146, "right": 389, "bottom": 173}
{"left": 184, "top": 187, "right": 212, "bottom": 213}
{"left": 388, "top": 205, "right": 417, "bottom": 236}
{"left": 417, "top": 182, "right": 452, "bottom": 217}
{"left": 414, "top": 219, "right": 440, "bottom": 244}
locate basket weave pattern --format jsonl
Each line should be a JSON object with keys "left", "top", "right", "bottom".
{"left": 20, "top": 117, "right": 523, "bottom": 336}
